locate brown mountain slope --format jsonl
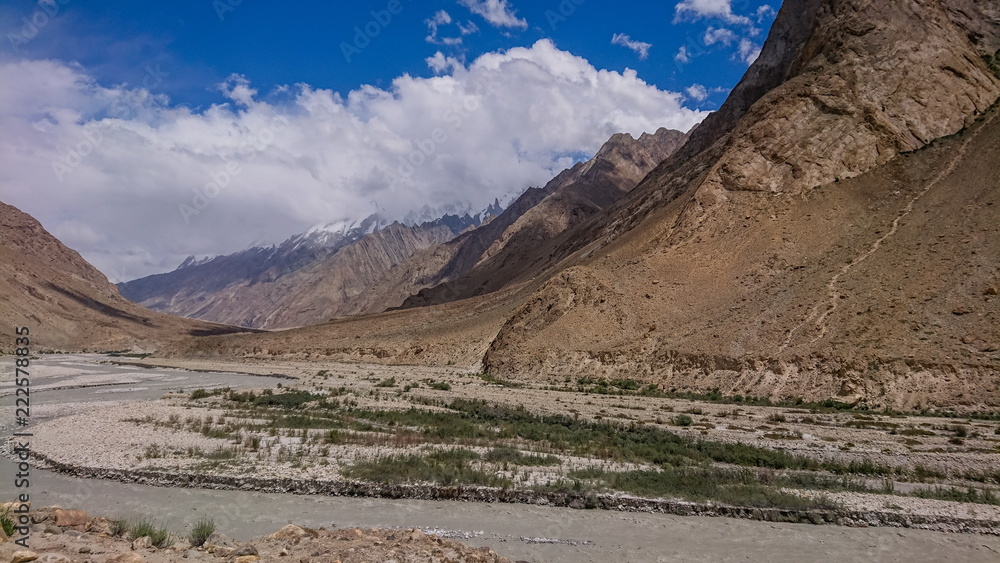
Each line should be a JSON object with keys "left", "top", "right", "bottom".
{"left": 485, "top": 105, "right": 1000, "bottom": 409}
{"left": 399, "top": 128, "right": 687, "bottom": 308}
{"left": 163, "top": 0, "right": 1000, "bottom": 410}
{"left": 0, "top": 201, "right": 248, "bottom": 352}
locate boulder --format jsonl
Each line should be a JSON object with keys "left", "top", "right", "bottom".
{"left": 10, "top": 551, "right": 38, "bottom": 563}
{"left": 52, "top": 510, "right": 88, "bottom": 528}
{"left": 231, "top": 545, "right": 259, "bottom": 557}
{"left": 131, "top": 536, "right": 152, "bottom": 550}
{"left": 267, "top": 525, "right": 317, "bottom": 541}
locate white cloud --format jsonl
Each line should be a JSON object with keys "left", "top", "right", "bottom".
{"left": 0, "top": 41, "right": 707, "bottom": 281}
{"left": 425, "top": 10, "right": 461, "bottom": 45}
{"left": 425, "top": 10, "right": 467, "bottom": 46}
{"left": 611, "top": 33, "right": 652, "bottom": 60}
{"left": 738, "top": 39, "right": 761, "bottom": 64}
{"left": 675, "top": 46, "right": 691, "bottom": 64}
{"left": 685, "top": 84, "right": 709, "bottom": 101}
{"left": 458, "top": 20, "right": 480, "bottom": 35}
{"left": 458, "top": 0, "right": 527, "bottom": 30}
{"left": 703, "top": 26, "right": 736, "bottom": 46}
{"left": 755, "top": 5, "right": 777, "bottom": 21}
{"left": 674, "top": 0, "right": 752, "bottom": 27}
{"left": 426, "top": 51, "right": 464, "bottom": 74}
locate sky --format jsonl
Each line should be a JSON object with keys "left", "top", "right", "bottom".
{"left": 0, "top": 0, "right": 780, "bottom": 282}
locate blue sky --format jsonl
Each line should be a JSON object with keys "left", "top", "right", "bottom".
{"left": 2, "top": 0, "right": 777, "bottom": 109}
{"left": 0, "top": 0, "right": 780, "bottom": 280}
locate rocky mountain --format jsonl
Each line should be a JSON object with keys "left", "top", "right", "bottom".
{"left": 163, "top": 0, "right": 1000, "bottom": 410}
{"left": 0, "top": 201, "right": 248, "bottom": 352}
{"left": 119, "top": 213, "right": 485, "bottom": 329}
{"left": 393, "top": 127, "right": 689, "bottom": 309}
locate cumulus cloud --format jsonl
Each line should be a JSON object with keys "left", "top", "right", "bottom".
{"left": 425, "top": 10, "right": 478, "bottom": 45}
{"left": 611, "top": 33, "right": 652, "bottom": 60}
{"left": 458, "top": 0, "right": 528, "bottom": 30}
{"left": 685, "top": 84, "right": 709, "bottom": 101}
{"left": 703, "top": 26, "right": 736, "bottom": 46}
{"left": 738, "top": 39, "right": 762, "bottom": 64}
{"left": 0, "top": 41, "right": 707, "bottom": 281}
{"left": 675, "top": 46, "right": 691, "bottom": 64}
{"left": 755, "top": 5, "right": 777, "bottom": 21}
{"left": 674, "top": 0, "right": 752, "bottom": 26}
{"left": 425, "top": 10, "right": 463, "bottom": 46}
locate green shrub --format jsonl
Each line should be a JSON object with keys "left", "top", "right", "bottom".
{"left": 190, "top": 389, "right": 210, "bottom": 400}
{"left": 343, "top": 448, "right": 509, "bottom": 487}
{"left": 429, "top": 382, "right": 451, "bottom": 391}
{"left": 126, "top": 517, "right": 172, "bottom": 548}
{"left": 189, "top": 517, "right": 216, "bottom": 547}
{"left": 0, "top": 507, "right": 14, "bottom": 537}
{"left": 673, "top": 414, "right": 694, "bottom": 427}
{"left": 913, "top": 486, "right": 1000, "bottom": 506}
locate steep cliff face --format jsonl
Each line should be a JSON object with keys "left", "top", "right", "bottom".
{"left": 0, "top": 201, "right": 246, "bottom": 352}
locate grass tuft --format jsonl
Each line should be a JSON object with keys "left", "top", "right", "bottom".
{"left": 189, "top": 517, "right": 216, "bottom": 547}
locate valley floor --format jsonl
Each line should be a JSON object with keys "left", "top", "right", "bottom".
{"left": 4, "top": 355, "right": 1000, "bottom": 561}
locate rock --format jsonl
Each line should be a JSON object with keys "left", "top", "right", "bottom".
{"left": 132, "top": 536, "right": 152, "bottom": 550}
{"left": 267, "top": 525, "right": 317, "bottom": 541}
{"left": 35, "top": 555, "right": 72, "bottom": 563}
{"left": 986, "top": 285, "right": 999, "bottom": 296}
{"left": 43, "top": 525, "right": 62, "bottom": 535}
{"left": 86, "top": 517, "right": 113, "bottom": 535}
{"left": 952, "top": 306, "right": 974, "bottom": 315}
{"left": 231, "top": 545, "right": 259, "bottom": 557}
{"left": 78, "top": 547, "right": 92, "bottom": 554}
{"left": 233, "top": 557, "right": 260, "bottom": 563}
{"left": 106, "top": 555, "right": 145, "bottom": 563}
{"left": 52, "top": 509, "right": 88, "bottom": 528}
{"left": 0, "top": 524, "right": 7, "bottom": 542}
{"left": 204, "top": 531, "right": 236, "bottom": 549}
{"left": 11, "top": 551, "right": 38, "bottom": 563}
{"left": 408, "top": 529, "right": 425, "bottom": 542}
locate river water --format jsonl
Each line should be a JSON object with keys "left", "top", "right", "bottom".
{"left": 3, "top": 355, "right": 999, "bottom": 562}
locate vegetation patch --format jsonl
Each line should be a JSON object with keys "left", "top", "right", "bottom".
{"left": 343, "top": 448, "right": 510, "bottom": 487}
{"left": 554, "top": 466, "right": 840, "bottom": 511}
